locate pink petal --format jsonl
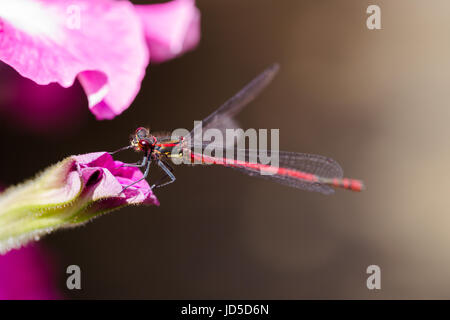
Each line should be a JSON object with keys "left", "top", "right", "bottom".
{"left": 135, "top": 0, "right": 201, "bottom": 63}
{"left": 0, "top": 0, "right": 149, "bottom": 120}
{"left": 73, "top": 152, "right": 159, "bottom": 206}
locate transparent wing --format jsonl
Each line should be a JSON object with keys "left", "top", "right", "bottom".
{"left": 230, "top": 150, "right": 343, "bottom": 194}
{"left": 187, "top": 63, "right": 280, "bottom": 144}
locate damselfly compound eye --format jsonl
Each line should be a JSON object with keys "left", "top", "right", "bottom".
{"left": 135, "top": 127, "right": 149, "bottom": 139}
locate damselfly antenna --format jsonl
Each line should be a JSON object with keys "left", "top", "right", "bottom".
{"left": 109, "top": 145, "right": 133, "bottom": 155}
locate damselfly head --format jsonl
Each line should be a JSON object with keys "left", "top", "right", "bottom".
{"left": 131, "top": 127, "right": 156, "bottom": 152}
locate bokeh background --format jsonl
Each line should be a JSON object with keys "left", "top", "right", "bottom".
{"left": 2, "top": 0, "right": 450, "bottom": 299}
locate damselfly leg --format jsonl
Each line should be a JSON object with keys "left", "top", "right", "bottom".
{"left": 121, "top": 152, "right": 152, "bottom": 193}
{"left": 120, "top": 156, "right": 148, "bottom": 168}
{"left": 151, "top": 158, "right": 176, "bottom": 190}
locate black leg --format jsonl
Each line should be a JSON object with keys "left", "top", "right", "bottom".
{"left": 120, "top": 156, "right": 147, "bottom": 168}
{"left": 151, "top": 159, "right": 176, "bottom": 190}
{"left": 121, "top": 153, "right": 152, "bottom": 192}
{"left": 148, "top": 157, "right": 175, "bottom": 189}
{"left": 150, "top": 171, "right": 171, "bottom": 190}
{"left": 161, "top": 158, "right": 174, "bottom": 172}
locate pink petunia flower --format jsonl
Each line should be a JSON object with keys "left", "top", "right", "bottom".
{"left": 0, "top": 244, "right": 61, "bottom": 300}
{"left": 0, "top": 152, "right": 159, "bottom": 254}
{"left": 135, "top": 1, "right": 201, "bottom": 63}
{"left": 0, "top": 0, "right": 201, "bottom": 120}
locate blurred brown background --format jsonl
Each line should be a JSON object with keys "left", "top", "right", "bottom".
{"left": 2, "top": 0, "right": 450, "bottom": 299}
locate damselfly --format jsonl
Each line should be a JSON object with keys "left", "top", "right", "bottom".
{"left": 111, "top": 64, "right": 364, "bottom": 195}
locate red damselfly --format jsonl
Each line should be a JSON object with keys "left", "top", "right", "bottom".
{"left": 111, "top": 64, "right": 364, "bottom": 195}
